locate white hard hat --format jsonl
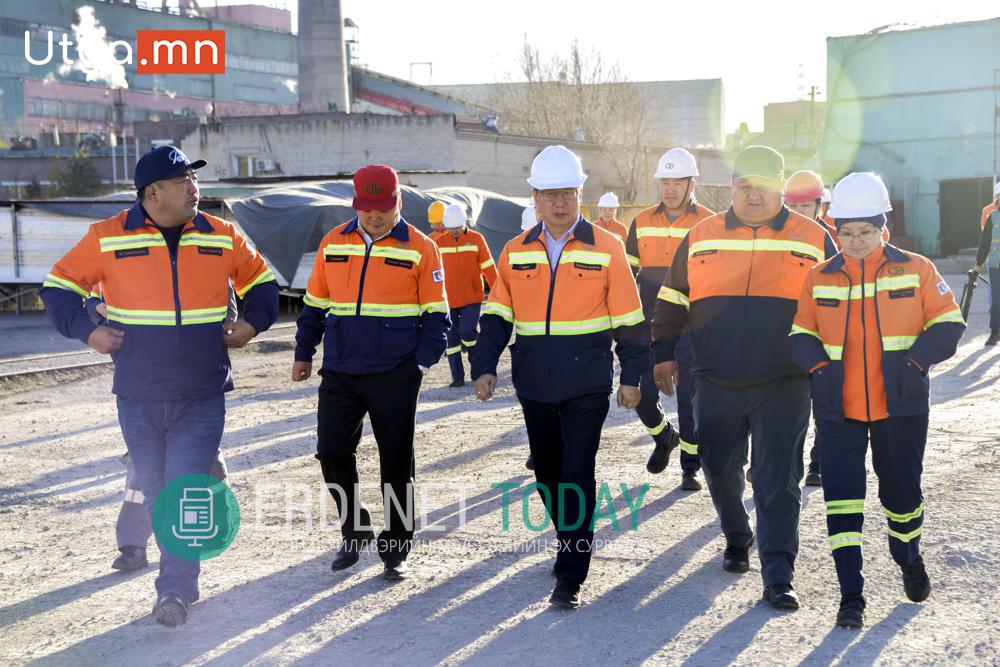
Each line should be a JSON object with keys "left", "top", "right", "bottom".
{"left": 654, "top": 147, "right": 699, "bottom": 179}
{"left": 521, "top": 205, "right": 537, "bottom": 231}
{"left": 820, "top": 187, "right": 831, "bottom": 204}
{"left": 597, "top": 192, "right": 619, "bottom": 208}
{"left": 442, "top": 203, "right": 467, "bottom": 229}
{"left": 827, "top": 172, "right": 892, "bottom": 219}
{"left": 527, "top": 145, "right": 587, "bottom": 190}
{"left": 993, "top": 180, "right": 1000, "bottom": 197}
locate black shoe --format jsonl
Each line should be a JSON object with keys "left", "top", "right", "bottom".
{"left": 836, "top": 593, "right": 866, "bottom": 628}
{"left": 986, "top": 330, "right": 1000, "bottom": 346}
{"left": 331, "top": 532, "right": 375, "bottom": 571}
{"left": 646, "top": 425, "right": 680, "bottom": 474}
{"left": 382, "top": 559, "right": 409, "bottom": 581}
{"left": 549, "top": 579, "right": 581, "bottom": 609}
{"left": 111, "top": 545, "right": 148, "bottom": 572}
{"left": 448, "top": 378, "right": 466, "bottom": 388}
{"left": 902, "top": 558, "right": 931, "bottom": 602}
{"left": 152, "top": 592, "right": 188, "bottom": 627}
{"left": 525, "top": 454, "right": 534, "bottom": 471}
{"left": 723, "top": 533, "right": 754, "bottom": 573}
{"left": 681, "top": 470, "right": 703, "bottom": 491}
{"left": 805, "top": 466, "right": 822, "bottom": 487}
{"left": 762, "top": 583, "right": 800, "bottom": 610}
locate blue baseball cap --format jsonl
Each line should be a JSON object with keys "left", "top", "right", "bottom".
{"left": 134, "top": 146, "right": 206, "bottom": 190}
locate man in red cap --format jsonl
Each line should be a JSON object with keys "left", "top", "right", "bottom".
{"left": 292, "top": 165, "right": 449, "bottom": 581}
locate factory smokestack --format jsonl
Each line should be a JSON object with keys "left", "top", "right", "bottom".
{"left": 297, "top": 0, "right": 350, "bottom": 113}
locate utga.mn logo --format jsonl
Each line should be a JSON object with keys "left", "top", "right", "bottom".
{"left": 25, "top": 29, "right": 226, "bottom": 75}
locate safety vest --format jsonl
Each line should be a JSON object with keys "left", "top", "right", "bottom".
{"left": 42, "top": 203, "right": 276, "bottom": 398}
{"left": 475, "top": 218, "right": 647, "bottom": 402}
{"left": 434, "top": 229, "right": 497, "bottom": 308}
{"left": 626, "top": 201, "right": 714, "bottom": 270}
{"left": 298, "top": 217, "right": 449, "bottom": 374}
{"left": 654, "top": 207, "right": 833, "bottom": 381}
{"left": 593, "top": 217, "right": 628, "bottom": 244}
{"left": 790, "top": 243, "right": 965, "bottom": 421}
{"left": 983, "top": 204, "right": 1000, "bottom": 269}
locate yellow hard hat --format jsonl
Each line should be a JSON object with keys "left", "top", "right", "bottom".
{"left": 427, "top": 201, "right": 446, "bottom": 224}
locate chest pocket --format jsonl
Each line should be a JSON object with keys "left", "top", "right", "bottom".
{"left": 569, "top": 262, "right": 606, "bottom": 281}
{"left": 638, "top": 234, "right": 666, "bottom": 264}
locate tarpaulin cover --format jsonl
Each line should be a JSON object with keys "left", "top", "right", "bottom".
{"left": 227, "top": 182, "right": 530, "bottom": 286}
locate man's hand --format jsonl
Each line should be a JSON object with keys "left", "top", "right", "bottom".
{"left": 973, "top": 264, "right": 982, "bottom": 274}
{"left": 474, "top": 374, "right": 497, "bottom": 401}
{"left": 87, "top": 325, "right": 124, "bottom": 354}
{"left": 617, "top": 384, "right": 641, "bottom": 409}
{"left": 96, "top": 302, "right": 108, "bottom": 318}
{"left": 223, "top": 320, "right": 257, "bottom": 348}
{"left": 291, "top": 361, "right": 312, "bottom": 381}
{"left": 654, "top": 361, "right": 679, "bottom": 397}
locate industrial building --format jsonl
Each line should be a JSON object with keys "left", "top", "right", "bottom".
{"left": 823, "top": 16, "right": 1000, "bottom": 255}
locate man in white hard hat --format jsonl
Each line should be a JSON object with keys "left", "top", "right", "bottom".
{"left": 594, "top": 192, "right": 628, "bottom": 243}
{"left": 790, "top": 172, "right": 964, "bottom": 627}
{"left": 435, "top": 203, "right": 497, "bottom": 387}
{"left": 625, "top": 147, "right": 714, "bottom": 491}
{"left": 472, "top": 145, "right": 647, "bottom": 609}
{"left": 973, "top": 180, "right": 1000, "bottom": 345}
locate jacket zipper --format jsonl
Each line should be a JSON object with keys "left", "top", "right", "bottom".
{"left": 356, "top": 229, "right": 373, "bottom": 316}
{"left": 744, "top": 227, "right": 759, "bottom": 296}
{"left": 859, "top": 259, "right": 872, "bottom": 421}
{"left": 870, "top": 259, "right": 890, "bottom": 417}
{"left": 164, "top": 224, "right": 184, "bottom": 398}
{"left": 544, "top": 238, "right": 561, "bottom": 336}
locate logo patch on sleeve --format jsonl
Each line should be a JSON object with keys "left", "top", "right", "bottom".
{"left": 936, "top": 280, "right": 950, "bottom": 296}
{"left": 432, "top": 269, "right": 444, "bottom": 283}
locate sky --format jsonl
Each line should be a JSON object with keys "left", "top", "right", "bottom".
{"left": 213, "top": 1, "right": 999, "bottom": 133}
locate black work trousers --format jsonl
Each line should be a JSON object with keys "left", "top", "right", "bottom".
{"left": 316, "top": 361, "right": 422, "bottom": 562}
{"left": 519, "top": 392, "right": 610, "bottom": 587}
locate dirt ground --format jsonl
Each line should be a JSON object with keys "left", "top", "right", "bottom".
{"left": 1, "top": 274, "right": 998, "bottom": 666}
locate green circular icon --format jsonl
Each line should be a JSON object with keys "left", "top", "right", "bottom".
{"left": 152, "top": 473, "right": 240, "bottom": 561}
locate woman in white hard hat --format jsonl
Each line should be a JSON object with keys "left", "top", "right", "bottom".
{"left": 790, "top": 172, "right": 965, "bottom": 628}
{"left": 593, "top": 192, "right": 628, "bottom": 243}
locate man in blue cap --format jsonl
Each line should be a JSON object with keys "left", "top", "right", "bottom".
{"left": 41, "top": 145, "right": 279, "bottom": 627}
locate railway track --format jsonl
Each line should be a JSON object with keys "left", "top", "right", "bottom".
{"left": 0, "top": 323, "right": 298, "bottom": 383}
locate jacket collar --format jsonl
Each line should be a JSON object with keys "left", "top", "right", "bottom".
{"left": 724, "top": 205, "right": 789, "bottom": 231}
{"left": 655, "top": 200, "right": 698, "bottom": 218}
{"left": 124, "top": 202, "right": 213, "bottom": 232}
{"left": 525, "top": 215, "right": 594, "bottom": 245}
{"left": 342, "top": 216, "right": 410, "bottom": 242}
{"left": 822, "top": 242, "right": 911, "bottom": 273}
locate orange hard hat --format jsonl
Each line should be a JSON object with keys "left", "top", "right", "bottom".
{"left": 784, "top": 170, "right": 824, "bottom": 203}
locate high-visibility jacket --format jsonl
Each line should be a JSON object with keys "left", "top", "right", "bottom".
{"left": 625, "top": 201, "right": 715, "bottom": 314}
{"left": 434, "top": 228, "right": 497, "bottom": 308}
{"left": 789, "top": 243, "right": 965, "bottom": 422}
{"left": 980, "top": 202, "right": 1000, "bottom": 269}
{"left": 40, "top": 203, "right": 279, "bottom": 399}
{"left": 295, "top": 217, "right": 449, "bottom": 374}
{"left": 652, "top": 207, "right": 837, "bottom": 381}
{"left": 593, "top": 217, "right": 628, "bottom": 244}
{"left": 471, "top": 217, "right": 649, "bottom": 403}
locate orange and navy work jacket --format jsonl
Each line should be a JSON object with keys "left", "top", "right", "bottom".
{"left": 434, "top": 228, "right": 497, "bottom": 309}
{"left": 295, "top": 217, "right": 449, "bottom": 374}
{"left": 40, "top": 203, "right": 278, "bottom": 399}
{"left": 790, "top": 243, "right": 965, "bottom": 422}
{"left": 625, "top": 201, "right": 715, "bottom": 314}
{"left": 652, "top": 207, "right": 837, "bottom": 381}
{"left": 593, "top": 217, "right": 628, "bottom": 244}
{"left": 470, "top": 218, "right": 649, "bottom": 403}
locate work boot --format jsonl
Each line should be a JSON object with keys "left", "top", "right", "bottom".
{"left": 646, "top": 424, "right": 680, "bottom": 474}
{"left": 330, "top": 531, "right": 375, "bottom": 571}
{"left": 762, "top": 583, "right": 800, "bottom": 610}
{"left": 681, "top": 470, "right": 703, "bottom": 491}
{"left": 805, "top": 464, "right": 822, "bottom": 487}
{"left": 902, "top": 558, "right": 931, "bottom": 602}
{"left": 723, "top": 534, "right": 754, "bottom": 573}
{"left": 382, "top": 558, "right": 409, "bottom": 581}
{"left": 986, "top": 330, "right": 1000, "bottom": 346}
{"left": 525, "top": 454, "right": 534, "bottom": 471}
{"left": 549, "top": 579, "right": 581, "bottom": 609}
{"left": 111, "top": 545, "right": 148, "bottom": 572}
{"left": 152, "top": 592, "right": 188, "bottom": 627}
{"left": 836, "top": 593, "right": 866, "bottom": 628}
{"left": 448, "top": 378, "right": 466, "bottom": 388}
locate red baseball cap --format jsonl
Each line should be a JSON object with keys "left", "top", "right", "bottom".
{"left": 352, "top": 164, "right": 400, "bottom": 211}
